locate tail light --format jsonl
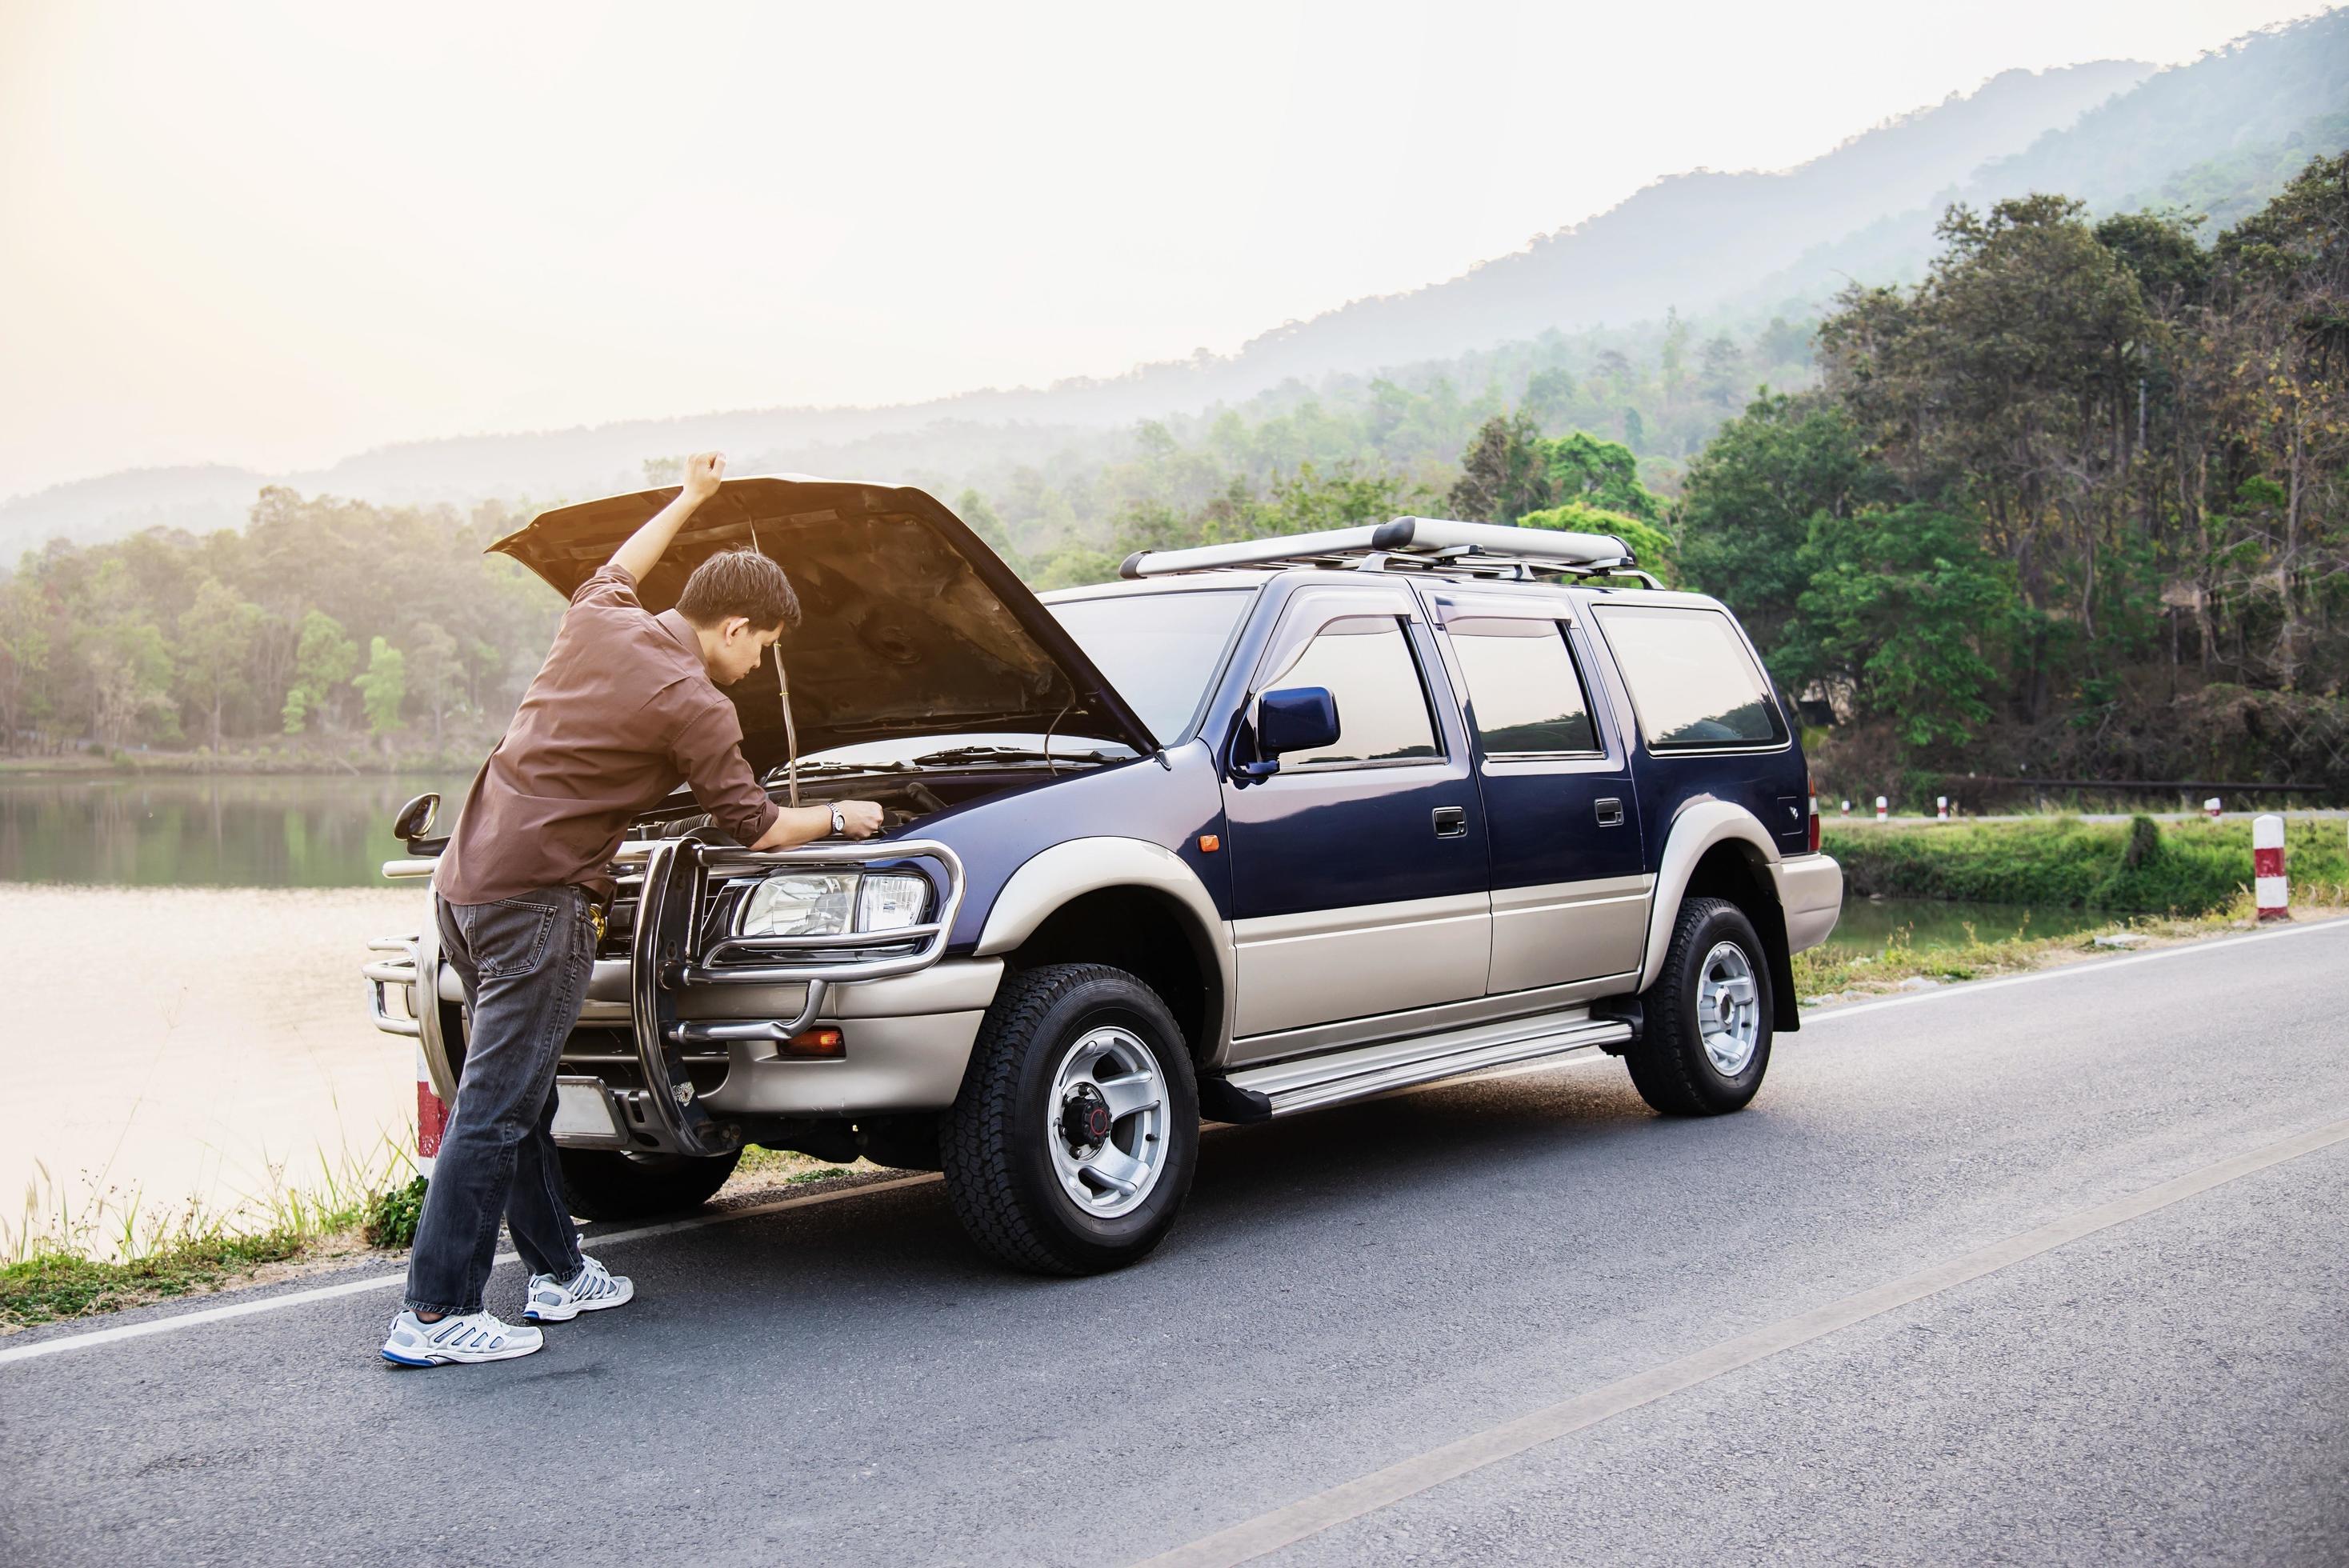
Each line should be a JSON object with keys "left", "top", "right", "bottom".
{"left": 1807, "top": 774, "right": 1822, "bottom": 853}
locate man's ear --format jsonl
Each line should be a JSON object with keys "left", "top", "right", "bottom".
{"left": 722, "top": 614, "right": 751, "bottom": 644}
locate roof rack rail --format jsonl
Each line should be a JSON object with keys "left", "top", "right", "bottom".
{"left": 1117, "top": 516, "right": 1658, "bottom": 586}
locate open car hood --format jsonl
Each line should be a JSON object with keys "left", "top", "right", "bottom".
{"left": 488, "top": 476, "right": 1156, "bottom": 770}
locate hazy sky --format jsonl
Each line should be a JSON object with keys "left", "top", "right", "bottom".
{"left": 0, "top": 0, "right": 2327, "bottom": 499}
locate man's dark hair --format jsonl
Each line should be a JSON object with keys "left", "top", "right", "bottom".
{"left": 677, "top": 548, "right": 801, "bottom": 631}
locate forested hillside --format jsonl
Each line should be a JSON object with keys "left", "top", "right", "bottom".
{"left": 23, "top": 14, "right": 2342, "bottom": 559}
{"left": 4, "top": 150, "right": 2343, "bottom": 798}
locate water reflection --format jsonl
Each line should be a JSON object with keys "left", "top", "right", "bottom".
{"left": 0, "top": 773, "right": 476, "bottom": 886}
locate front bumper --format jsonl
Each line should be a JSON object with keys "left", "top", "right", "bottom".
{"left": 368, "top": 836, "right": 996, "bottom": 1157}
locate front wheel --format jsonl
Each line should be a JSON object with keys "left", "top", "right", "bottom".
{"left": 942, "top": 964, "right": 1200, "bottom": 1275}
{"left": 555, "top": 1146, "right": 741, "bottom": 1221}
{"left": 1621, "top": 896, "right": 1774, "bottom": 1117}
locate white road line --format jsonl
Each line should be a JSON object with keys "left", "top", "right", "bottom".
{"left": 1132, "top": 1114, "right": 2349, "bottom": 1568}
{"left": 6, "top": 916, "right": 2340, "bottom": 1368}
{"left": 0, "top": 1173, "right": 940, "bottom": 1368}
{"left": 1799, "top": 910, "right": 2347, "bottom": 1026}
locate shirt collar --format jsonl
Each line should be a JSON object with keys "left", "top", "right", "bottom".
{"left": 654, "top": 608, "right": 701, "bottom": 660}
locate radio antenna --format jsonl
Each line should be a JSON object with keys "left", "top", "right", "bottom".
{"left": 747, "top": 518, "right": 802, "bottom": 810}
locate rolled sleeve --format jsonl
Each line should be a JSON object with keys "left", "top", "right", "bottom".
{"left": 571, "top": 562, "right": 642, "bottom": 609}
{"left": 669, "top": 694, "right": 781, "bottom": 846}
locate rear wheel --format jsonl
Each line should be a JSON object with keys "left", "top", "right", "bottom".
{"left": 1622, "top": 897, "right": 1773, "bottom": 1117}
{"left": 942, "top": 964, "right": 1199, "bottom": 1275}
{"left": 555, "top": 1146, "right": 741, "bottom": 1221}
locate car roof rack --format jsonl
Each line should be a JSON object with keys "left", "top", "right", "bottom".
{"left": 1117, "top": 515, "right": 1661, "bottom": 586}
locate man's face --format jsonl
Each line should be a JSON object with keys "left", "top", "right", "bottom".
{"left": 710, "top": 618, "right": 784, "bottom": 686}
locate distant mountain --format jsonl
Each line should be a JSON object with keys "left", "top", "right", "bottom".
{"left": 0, "top": 464, "right": 270, "bottom": 558}
{"left": 10, "top": 14, "right": 2343, "bottom": 562}
{"left": 1742, "top": 10, "right": 2349, "bottom": 310}
{"left": 1199, "top": 58, "right": 2151, "bottom": 387}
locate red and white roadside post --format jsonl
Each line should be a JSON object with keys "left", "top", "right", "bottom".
{"left": 1936, "top": 795, "right": 1950, "bottom": 821}
{"left": 1840, "top": 799, "right": 1851, "bottom": 818}
{"left": 415, "top": 1043, "right": 450, "bottom": 1178}
{"left": 2254, "top": 814, "right": 2290, "bottom": 922}
{"left": 2205, "top": 796, "right": 2223, "bottom": 822}
{"left": 1875, "top": 795, "right": 1889, "bottom": 822}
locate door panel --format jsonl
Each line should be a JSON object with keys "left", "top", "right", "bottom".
{"left": 1222, "top": 590, "right": 1490, "bottom": 1057}
{"left": 1234, "top": 891, "right": 1489, "bottom": 1037}
{"left": 1432, "top": 602, "right": 1647, "bottom": 994}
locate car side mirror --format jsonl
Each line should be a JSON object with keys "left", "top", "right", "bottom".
{"left": 1236, "top": 686, "right": 1339, "bottom": 778}
{"left": 393, "top": 791, "right": 446, "bottom": 855}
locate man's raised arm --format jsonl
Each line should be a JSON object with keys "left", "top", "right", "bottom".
{"left": 611, "top": 450, "right": 726, "bottom": 582}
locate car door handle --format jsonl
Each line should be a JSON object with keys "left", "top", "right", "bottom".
{"left": 1595, "top": 798, "right": 1624, "bottom": 827}
{"left": 1431, "top": 806, "right": 1468, "bottom": 839}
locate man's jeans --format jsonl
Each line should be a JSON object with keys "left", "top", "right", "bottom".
{"left": 404, "top": 886, "right": 594, "bottom": 1316}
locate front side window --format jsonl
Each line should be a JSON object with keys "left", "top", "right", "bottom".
{"left": 1265, "top": 616, "right": 1440, "bottom": 766}
{"left": 1593, "top": 605, "right": 1786, "bottom": 750}
{"left": 1447, "top": 619, "right": 1599, "bottom": 755}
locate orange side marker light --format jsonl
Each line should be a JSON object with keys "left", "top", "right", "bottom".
{"left": 1197, "top": 834, "right": 1221, "bottom": 854}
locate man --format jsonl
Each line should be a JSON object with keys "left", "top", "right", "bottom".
{"left": 381, "top": 450, "right": 883, "bottom": 1367}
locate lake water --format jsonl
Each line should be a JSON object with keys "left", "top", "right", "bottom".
{"left": 0, "top": 772, "right": 474, "bottom": 886}
{"left": 1821, "top": 895, "right": 2110, "bottom": 958}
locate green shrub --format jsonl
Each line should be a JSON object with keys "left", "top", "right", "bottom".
{"left": 1823, "top": 816, "right": 2347, "bottom": 915}
{"left": 362, "top": 1177, "right": 429, "bottom": 1249}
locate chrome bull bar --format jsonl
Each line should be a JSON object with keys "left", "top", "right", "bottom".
{"left": 370, "top": 835, "right": 966, "bottom": 1160}
{"left": 626, "top": 836, "right": 965, "bottom": 1157}
{"left": 362, "top": 937, "right": 423, "bottom": 1038}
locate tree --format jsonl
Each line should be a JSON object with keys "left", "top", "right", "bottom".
{"left": 282, "top": 610, "right": 357, "bottom": 734}
{"left": 405, "top": 621, "right": 462, "bottom": 758}
{"left": 1779, "top": 503, "right": 2021, "bottom": 754}
{"left": 175, "top": 578, "right": 264, "bottom": 750}
{"left": 1447, "top": 413, "right": 1552, "bottom": 523}
{"left": 1540, "top": 431, "right": 1663, "bottom": 521}
{"left": 1675, "top": 391, "right": 1879, "bottom": 656}
{"left": 352, "top": 636, "right": 406, "bottom": 743}
{"left": 0, "top": 577, "right": 51, "bottom": 751}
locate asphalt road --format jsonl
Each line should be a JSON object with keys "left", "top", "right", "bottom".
{"left": 6, "top": 921, "right": 2346, "bottom": 1568}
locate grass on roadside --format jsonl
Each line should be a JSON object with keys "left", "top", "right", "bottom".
{"left": 1793, "top": 898, "right": 2251, "bottom": 1002}
{"left": 2, "top": 1138, "right": 418, "bottom": 1333}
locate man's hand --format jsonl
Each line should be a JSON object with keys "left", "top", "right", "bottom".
{"left": 750, "top": 798, "right": 886, "bottom": 850}
{"left": 681, "top": 450, "right": 726, "bottom": 503}
{"left": 611, "top": 450, "right": 726, "bottom": 582}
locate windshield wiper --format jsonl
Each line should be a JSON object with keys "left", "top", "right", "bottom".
{"left": 906, "top": 744, "right": 1121, "bottom": 769}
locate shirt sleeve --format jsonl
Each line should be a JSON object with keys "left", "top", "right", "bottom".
{"left": 667, "top": 692, "right": 782, "bottom": 847}
{"left": 571, "top": 562, "right": 641, "bottom": 609}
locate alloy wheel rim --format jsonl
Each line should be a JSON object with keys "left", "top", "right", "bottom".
{"left": 1697, "top": 940, "right": 1761, "bottom": 1076}
{"left": 1045, "top": 1026, "right": 1170, "bottom": 1219}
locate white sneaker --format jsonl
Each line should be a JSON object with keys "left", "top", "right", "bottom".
{"left": 379, "top": 1308, "right": 543, "bottom": 1366}
{"left": 522, "top": 1254, "right": 634, "bottom": 1322}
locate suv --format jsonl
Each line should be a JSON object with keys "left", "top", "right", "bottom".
{"left": 366, "top": 478, "right": 1842, "bottom": 1275}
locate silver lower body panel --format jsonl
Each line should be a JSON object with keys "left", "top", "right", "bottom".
{"left": 1227, "top": 1006, "right": 1631, "bottom": 1117}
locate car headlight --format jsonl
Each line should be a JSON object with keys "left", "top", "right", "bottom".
{"left": 738, "top": 873, "right": 856, "bottom": 938}
{"left": 737, "top": 871, "right": 931, "bottom": 938}
{"left": 855, "top": 873, "right": 930, "bottom": 934}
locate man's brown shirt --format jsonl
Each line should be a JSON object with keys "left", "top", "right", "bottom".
{"left": 434, "top": 563, "right": 780, "bottom": 906}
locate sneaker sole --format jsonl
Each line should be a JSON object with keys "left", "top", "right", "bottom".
{"left": 524, "top": 1278, "right": 635, "bottom": 1323}
{"left": 380, "top": 1338, "right": 544, "bottom": 1366}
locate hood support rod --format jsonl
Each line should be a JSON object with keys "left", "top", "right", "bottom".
{"left": 748, "top": 518, "right": 802, "bottom": 810}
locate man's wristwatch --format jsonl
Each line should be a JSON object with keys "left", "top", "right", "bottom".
{"left": 828, "top": 803, "right": 847, "bottom": 838}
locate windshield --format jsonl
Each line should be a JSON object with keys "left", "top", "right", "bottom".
{"left": 1046, "top": 590, "right": 1251, "bottom": 741}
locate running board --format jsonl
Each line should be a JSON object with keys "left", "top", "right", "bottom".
{"left": 1215, "top": 1008, "right": 1633, "bottom": 1120}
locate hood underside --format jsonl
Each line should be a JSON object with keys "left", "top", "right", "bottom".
{"left": 489, "top": 476, "right": 1154, "bottom": 770}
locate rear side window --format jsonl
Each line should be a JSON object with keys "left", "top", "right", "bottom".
{"left": 1593, "top": 605, "right": 1786, "bottom": 750}
{"left": 1268, "top": 616, "right": 1440, "bottom": 766}
{"left": 1447, "top": 620, "right": 1599, "bottom": 756}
